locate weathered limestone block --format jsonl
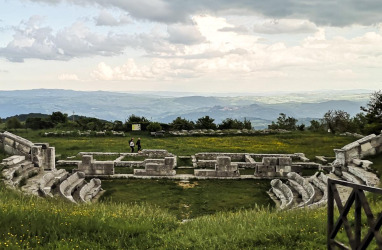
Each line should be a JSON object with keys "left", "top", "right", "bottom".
{"left": 194, "top": 169, "right": 219, "bottom": 177}
{"left": 262, "top": 157, "right": 278, "bottom": 166}
{"left": 315, "top": 156, "right": 328, "bottom": 164}
{"left": 138, "top": 149, "right": 171, "bottom": 158}
{"left": 196, "top": 160, "right": 216, "bottom": 168}
{"left": 360, "top": 142, "right": 376, "bottom": 158}
{"left": 347, "top": 165, "right": 379, "bottom": 187}
{"left": 245, "top": 154, "right": 255, "bottom": 163}
{"left": 90, "top": 161, "right": 114, "bottom": 175}
{"left": 2, "top": 132, "right": 34, "bottom": 156}
{"left": 356, "top": 134, "right": 376, "bottom": 144}
{"left": 278, "top": 157, "right": 292, "bottom": 166}
{"left": 216, "top": 156, "right": 231, "bottom": 171}
{"left": 2, "top": 155, "right": 25, "bottom": 166}
{"left": 333, "top": 149, "right": 346, "bottom": 166}
{"left": 257, "top": 165, "right": 276, "bottom": 175}
{"left": 31, "top": 144, "right": 56, "bottom": 170}
{"left": 134, "top": 161, "right": 176, "bottom": 176}
{"left": 78, "top": 155, "right": 114, "bottom": 175}
{"left": 164, "top": 157, "right": 176, "bottom": 168}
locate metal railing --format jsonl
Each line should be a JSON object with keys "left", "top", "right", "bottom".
{"left": 327, "top": 178, "right": 382, "bottom": 249}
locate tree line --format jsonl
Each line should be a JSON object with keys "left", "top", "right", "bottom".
{"left": 0, "top": 113, "right": 251, "bottom": 132}
{"left": 268, "top": 91, "right": 382, "bottom": 135}
{"left": 1, "top": 90, "right": 381, "bottom": 135}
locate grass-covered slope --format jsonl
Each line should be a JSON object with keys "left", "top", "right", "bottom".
{"left": 0, "top": 184, "right": 328, "bottom": 249}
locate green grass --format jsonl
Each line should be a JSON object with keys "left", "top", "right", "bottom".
{"left": 121, "top": 155, "right": 147, "bottom": 161}
{"left": 8, "top": 129, "right": 355, "bottom": 160}
{"left": 366, "top": 154, "right": 382, "bottom": 178}
{"left": 1, "top": 130, "right": 382, "bottom": 248}
{"left": 100, "top": 179, "right": 274, "bottom": 220}
{"left": 3, "top": 182, "right": 382, "bottom": 249}
{"left": 175, "top": 168, "right": 195, "bottom": 174}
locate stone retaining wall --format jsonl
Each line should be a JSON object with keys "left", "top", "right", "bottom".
{"left": 0, "top": 131, "right": 34, "bottom": 157}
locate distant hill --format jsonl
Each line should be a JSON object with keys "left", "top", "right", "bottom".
{"left": 0, "top": 89, "right": 371, "bottom": 128}
{"left": 4, "top": 113, "right": 50, "bottom": 122}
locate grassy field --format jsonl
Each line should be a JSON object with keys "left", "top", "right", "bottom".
{"left": 7, "top": 129, "right": 356, "bottom": 160}
{"left": 2, "top": 129, "right": 380, "bottom": 248}
{"left": 100, "top": 179, "right": 273, "bottom": 220}
{"left": 0, "top": 184, "right": 328, "bottom": 249}
{"left": 2, "top": 183, "right": 382, "bottom": 249}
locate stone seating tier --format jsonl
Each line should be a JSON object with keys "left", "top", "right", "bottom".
{"left": 78, "top": 178, "right": 102, "bottom": 203}
{"left": 58, "top": 172, "right": 86, "bottom": 202}
{"left": 270, "top": 179, "right": 294, "bottom": 210}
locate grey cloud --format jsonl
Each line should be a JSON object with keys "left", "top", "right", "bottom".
{"left": 167, "top": 24, "right": 206, "bottom": 45}
{"left": 25, "top": 0, "right": 382, "bottom": 26}
{"left": 94, "top": 10, "right": 132, "bottom": 26}
{"left": 253, "top": 19, "right": 318, "bottom": 34}
{"left": 0, "top": 17, "right": 132, "bottom": 62}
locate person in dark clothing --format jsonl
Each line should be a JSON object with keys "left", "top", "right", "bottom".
{"left": 137, "top": 138, "right": 142, "bottom": 152}
{"left": 129, "top": 138, "right": 135, "bottom": 152}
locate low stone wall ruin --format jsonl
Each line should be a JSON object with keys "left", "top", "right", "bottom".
{"left": 134, "top": 157, "right": 176, "bottom": 176}
{"left": 78, "top": 155, "right": 114, "bottom": 175}
{"left": 194, "top": 156, "right": 240, "bottom": 177}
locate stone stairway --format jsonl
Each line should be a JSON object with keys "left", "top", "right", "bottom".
{"left": 1, "top": 155, "right": 103, "bottom": 203}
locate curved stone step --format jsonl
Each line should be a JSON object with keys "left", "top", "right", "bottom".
{"left": 342, "top": 171, "right": 365, "bottom": 185}
{"left": 77, "top": 178, "right": 102, "bottom": 203}
{"left": 286, "top": 181, "right": 304, "bottom": 207}
{"left": 1, "top": 160, "right": 30, "bottom": 180}
{"left": 58, "top": 172, "right": 86, "bottom": 203}
{"left": 39, "top": 169, "right": 69, "bottom": 196}
{"left": 12, "top": 163, "right": 39, "bottom": 187}
{"left": 307, "top": 172, "right": 329, "bottom": 208}
{"left": 347, "top": 164, "right": 379, "bottom": 187}
{"left": 287, "top": 172, "right": 316, "bottom": 207}
{"left": 270, "top": 179, "right": 294, "bottom": 210}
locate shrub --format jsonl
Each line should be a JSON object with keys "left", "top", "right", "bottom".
{"left": 147, "top": 122, "right": 162, "bottom": 132}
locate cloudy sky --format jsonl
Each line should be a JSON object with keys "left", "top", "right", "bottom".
{"left": 0, "top": 0, "right": 382, "bottom": 93}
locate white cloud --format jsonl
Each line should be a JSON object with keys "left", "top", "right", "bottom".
{"left": 58, "top": 73, "right": 80, "bottom": 81}
{"left": 0, "top": 16, "right": 131, "bottom": 62}
{"left": 86, "top": 16, "right": 382, "bottom": 84}
{"left": 94, "top": 10, "right": 132, "bottom": 26}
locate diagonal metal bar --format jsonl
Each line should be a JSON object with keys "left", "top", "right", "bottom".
{"left": 357, "top": 190, "right": 382, "bottom": 247}
{"left": 327, "top": 178, "right": 382, "bottom": 250}
{"left": 359, "top": 212, "right": 382, "bottom": 250}
{"left": 330, "top": 187, "right": 356, "bottom": 248}
{"left": 355, "top": 190, "right": 361, "bottom": 247}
